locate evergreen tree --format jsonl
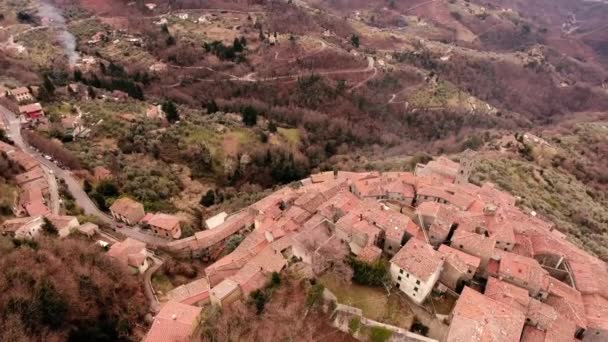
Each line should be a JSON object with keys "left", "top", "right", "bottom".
{"left": 206, "top": 99, "right": 219, "bottom": 114}
{"left": 268, "top": 121, "right": 277, "bottom": 133}
{"left": 241, "top": 106, "right": 258, "bottom": 126}
{"left": 42, "top": 217, "right": 58, "bottom": 236}
{"left": 233, "top": 37, "right": 244, "bottom": 52}
{"left": 200, "top": 189, "right": 215, "bottom": 207}
{"left": 162, "top": 100, "right": 180, "bottom": 123}
{"left": 350, "top": 34, "right": 360, "bottom": 48}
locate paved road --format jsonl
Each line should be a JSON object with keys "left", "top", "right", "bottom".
{"left": 143, "top": 253, "right": 164, "bottom": 313}
{"left": 0, "top": 105, "right": 168, "bottom": 246}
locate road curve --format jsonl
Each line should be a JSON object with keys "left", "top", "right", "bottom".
{"left": 0, "top": 104, "right": 168, "bottom": 246}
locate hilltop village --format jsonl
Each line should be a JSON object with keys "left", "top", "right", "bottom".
{"left": 2, "top": 116, "right": 607, "bottom": 341}
{"left": 140, "top": 153, "right": 605, "bottom": 341}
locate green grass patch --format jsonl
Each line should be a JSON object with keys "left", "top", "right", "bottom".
{"left": 278, "top": 128, "right": 300, "bottom": 146}
{"left": 319, "top": 273, "right": 414, "bottom": 329}
{"left": 152, "top": 273, "right": 174, "bottom": 294}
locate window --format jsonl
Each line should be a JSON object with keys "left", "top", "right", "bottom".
{"left": 399, "top": 269, "right": 403, "bottom": 274}
{"left": 468, "top": 270, "right": 472, "bottom": 274}
{"left": 388, "top": 245, "right": 392, "bottom": 250}
{"left": 416, "top": 280, "right": 420, "bottom": 285}
{"left": 398, "top": 276, "right": 402, "bottom": 281}
{"left": 406, "top": 273, "right": 410, "bottom": 278}
{"left": 459, "top": 245, "right": 464, "bottom": 249}
{"left": 414, "top": 287, "right": 419, "bottom": 292}
{"left": 396, "top": 283, "right": 400, "bottom": 289}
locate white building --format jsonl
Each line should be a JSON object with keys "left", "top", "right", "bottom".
{"left": 11, "top": 216, "right": 45, "bottom": 240}
{"left": 390, "top": 238, "right": 445, "bottom": 304}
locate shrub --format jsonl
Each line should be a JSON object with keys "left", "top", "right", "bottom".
{"left": 249, "top": 289, "right": 267, "bottom": 314}
{"left": 348, "top": 257, "right": 390, "bottom": 287}
{"left": 349, "top": 317, "right": 361, "bottom": 335}
{"left": 42, "top": 217, "right": 58, "bottom": 236}
{"left": 270, "top": 272, "right": 281, "bottom": 287}
{"left": 225, "top": 234, "right": 244, "bottom": 253}
{"left": 200, "top": 189, "right": 215, "bottom": 207}
{"left": 162, "top": 100, "right": 180, "bottom": 123}
{"left": 306, "top": 283, "right": 324, "bottom": 308}
{"left": 241, "top": 106, "right": 258, "bottom": 126}
{"left": 369, "top": 326, "right": 393, "bottom": 342}
{"left": 350, "top": 34, "right": 360, "bottom": 48}
{"left": 450, "top": 11, "right": 462, "bottom": 21}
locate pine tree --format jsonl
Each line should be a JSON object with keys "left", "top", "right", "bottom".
{"left": 162, "top": 100, "right": 180, "bottom": 123}
{"left": 42, "top": 217, "right": 58, "bottom": 236}
{"left": 200, "top": 189, "right": 215, "bottom": 207}
{"left": 206, "top": 100, "right": 219, "bottom": 114}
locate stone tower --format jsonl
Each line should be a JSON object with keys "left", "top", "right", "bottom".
{"left": 455, "top": 149, "right": 476, "bottom": 185}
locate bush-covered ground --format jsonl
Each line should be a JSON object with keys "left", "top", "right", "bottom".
{"left": 472, "top": 152, "right": 608, "bottom": 261}
{"left": 0, "top": 237, "right": 147, "bottom": 341}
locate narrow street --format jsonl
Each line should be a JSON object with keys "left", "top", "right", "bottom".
{"left": 0, "top": 104, "right": 168, "bottom": 246}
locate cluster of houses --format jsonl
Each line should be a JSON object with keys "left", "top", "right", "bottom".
{"left": 0, "top": 85, "right": 45, "bottom": 123}
{"left": 143, "top": 152, "right": 608, "bottom": 342}
{"left": 109, "top": 197, "right": 183, "bottom": 240}
{"left": 0, "top": 140, "right": 100, "bottom": 240}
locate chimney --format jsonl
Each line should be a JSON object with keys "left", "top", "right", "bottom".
{"left": 172, "top": 314, "right": 177, "bottom": 320}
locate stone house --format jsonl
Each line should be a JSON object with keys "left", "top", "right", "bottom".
{"left": 109, "top": 197, "right": 145, "bottom": 226}
{"left": 390, "top": 238, "right": 445, "bottom": 304}
{"left": 438, "top": 244, "right": 481, "bottom": 291}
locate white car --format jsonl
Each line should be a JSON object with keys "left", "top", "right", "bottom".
{"left": 44, "top": 155, "right": 52, "bottom": 160}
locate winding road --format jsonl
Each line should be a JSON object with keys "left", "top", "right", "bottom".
{"left": 0, "top": 104, "right": 168, "bottom": 246}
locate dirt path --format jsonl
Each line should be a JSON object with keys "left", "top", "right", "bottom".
{"left": 349, "top": 57, "right": 378, "bottom": 91}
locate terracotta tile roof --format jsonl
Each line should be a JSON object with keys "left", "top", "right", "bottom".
{"left": 144, "top": 301, "right": 202, "bottom": 342}
{"left": 310, "top": 171, "right": 335, "bottom": 183}
{"left": 405, "top": 219, "right": 424, "bottom": 239}
{"left": 182, "top": 211, "right": 252, "bottom": 250}
{"left": 353, "top": 177, "right": 384, "bottom": 198}
{"left": 447, "top": 287, "right": 525, "bottom": 342}
{"left": 45, "top": 214, "right": 78, "bottom": 231}
{"left": 546, "top": 278, "right": 587, "bottom": 328}
{"left": 497, "top": 251, "right": 551, "bottom": 293}
{"left": 110, "top": 197, "right": 145, "bottom": 222}
{"left": 9, "top": 151, "right": 39, "bottom": 170}
{"left": 451, "top": 229, "right": 496, "bottom": 265}
{"left": 582, "top": 293, "right": 608, "bottom": 331}
{"left": 415, "top": 201, "right": 459, "bottom": 227}
{"left": 484, "top": 277, "right": 530, "bottom": 313}
{"left": 1, "top": 216, "right": 42, "bottom": 233}
{"left": 167, "top": 278, "right": 210, "bottom": 304}
{"left": 417, "top": 186, "right": 476, "bottom": 210}
{"left": 390, "top": 238, "right": 444, "bottom": 281}
{"left": 357, "top": 245, "right": 382, "bottom": 263}
{"left": 18, "top": 103, "right": 43, "bottom": 114}
{"left": 438, "top": 244, "right": 481, "bottom": 269}
{"left": 11, "top": 87, "right": 30, "bottom": 96}
{"left": 146, "top": 213, "right": 180, "bottom": 231}
{"left": 294, "top": 191, "right": 327, "bottom": 213}
{"left": 520, "top": 326, "right": 547, "bottom": 342}
{"left": 210, "top": 278, "right": 239, "bottom": 301}
{"left": 25, "top": 196, "right": 50, "bottom": 216}
{"left": 205, "top": 232, "right": 268, "bottom": 279}
{"left": 15, "top": 167, "right": 45, "bottom": 186}
{"left": 0, "top": 141, "right": 15, "bottom": 153}
{"left": 107, "top": 238, "right": 146, "bottom": 267}
{"left": 513, "top": 233, "right": 534, "bottom": 257}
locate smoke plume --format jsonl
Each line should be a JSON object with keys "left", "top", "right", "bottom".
{"left": 38, "top": 0, "right": 79, "bottom": 66}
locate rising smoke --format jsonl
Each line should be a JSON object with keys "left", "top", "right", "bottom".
{"left": 38, "top": 0, "right": 79, "bottom": 66}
